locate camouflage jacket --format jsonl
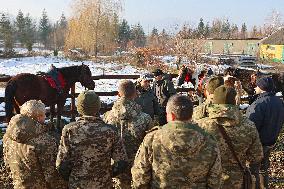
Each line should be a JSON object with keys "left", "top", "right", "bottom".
{"left": 131, "top": 121, "right": 222, "bottom": 189}
{"left": 196, "top": 104, "right": 263, "bottom": 188}
{"left": 56, "top": 116, "right": 128, "bottom": 189}
{"left": 3, "top": 114, "right": 67, "bottom": 189}
{"left": 103, "top": 97, "right": 153, "bottom": 162}
{"left": 192, "top": 97, "right": 213, "bottom": 122}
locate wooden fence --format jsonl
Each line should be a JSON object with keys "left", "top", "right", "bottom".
{"left": 0, "top": 74, "right": 192, "bottom": 123}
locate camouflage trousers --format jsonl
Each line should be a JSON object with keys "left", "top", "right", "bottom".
{"left": 113, "top": 174, "right": 132, "bottom": 189}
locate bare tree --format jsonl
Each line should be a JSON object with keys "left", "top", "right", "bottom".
{"left": 65, "top": 0, "right": 123, "bottom": 56}
{"left": 263, "top": 9, "right": 283, "bottom": 36}
{"left": 173, "top": 29, "right": 205, "bottom": 62}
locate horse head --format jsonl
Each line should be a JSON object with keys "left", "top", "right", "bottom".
{"left": 78, "top": 64, "right": 95, "bottom": 90}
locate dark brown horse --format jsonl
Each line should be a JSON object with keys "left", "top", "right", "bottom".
{"left": 225, "top": 67, "right": 284, "bottom": 96}
{"left": 5, "top": 64, "right": 95, "bottom": 129}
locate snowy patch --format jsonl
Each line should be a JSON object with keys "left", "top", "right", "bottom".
{"left": 0, "top": 56, "right": 148, "bottom": 118}
{"left": 276, "top": 92, "right": 282, "bottom": 97}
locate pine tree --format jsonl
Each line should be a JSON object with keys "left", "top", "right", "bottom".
{"left": 251, "top": 25, "right": 258, "bottom": 38}
{"left": 0, "top": 13, "right": 14, "bottom": 51}
{"left": 204, "top": 22, "right": 210, "bottom": 38}
{"left": 151, "top": 27, "right": 159, "bottom": 37}
{"left": 221, "top": 19, "right": 231, "bottom": 39}
{"left": 130, "top": 23, "right": 146, "bottom": 47}
{"left": 197, "top": 18, "right": 205, "bottom": 38}
{"left": 118, "top": 19, "right": 131, "bottom": 50}
{"left": 39, "top": 9, "right": 51, "bottom": 48}
{"left": 59, "top": 13, "right": 67, "bottom": 28}
{"left": 24, "top": 14, "right": 36, "bottom": 51}
{"left": 231, "top": 24, "right": 239, "bottom": 39}
{"left": 241, "top": 23, "right": 247, "bottom": 39}
{"left": 159, "top": 28, "right": 170, "bottom": 50}
{"left": 15, "top": 10, "right": 26, "bottom": 47}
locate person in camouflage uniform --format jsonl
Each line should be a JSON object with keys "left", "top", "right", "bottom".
{"left": 132, "top": 95, "right": 222, "bottom": 189}
{"left": 104, "top": 80, "right": 153, "bottom": 189}
{"left": 3, "top": 100, "right": 67, "bottom": 189}
{"left": 196, "top": 86, "right": 263, "bottom": 189}
{"left": 192, "top": 76, "right": 224, "bottom": 122}
{"left": 56, "top": 91, "right": 128, "bottom": 189}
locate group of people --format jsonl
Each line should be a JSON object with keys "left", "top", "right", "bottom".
{"left": 3, "top": 67, "right": 284, "bottom": 189}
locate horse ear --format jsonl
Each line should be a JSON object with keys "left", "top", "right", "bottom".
{"left": 82, "top": 63, "right": 85, "bottom": 66}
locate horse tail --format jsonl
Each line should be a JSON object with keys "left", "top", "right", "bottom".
{"left": 5, "top": 80, "right": 17, "bottom": 122}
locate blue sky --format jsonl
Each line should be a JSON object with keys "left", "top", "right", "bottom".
{"left": 0, "top": 0, "right": 283, "bottom": 33}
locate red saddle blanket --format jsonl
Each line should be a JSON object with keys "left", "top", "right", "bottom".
{"left": 45, "top": 72, "right": 66, "bottom": 89}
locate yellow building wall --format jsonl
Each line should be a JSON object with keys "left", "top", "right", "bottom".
{"left": 260, "top": 45, "right": 284, "bottom": 63}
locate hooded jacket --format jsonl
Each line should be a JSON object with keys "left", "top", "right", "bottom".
{"left": 197, "top": 104, "right": 263, "bottom": 188}
{"left": 132, "top": 121, "right": 222, "bottom": 189}
{"left": 3, "top": 114, "right": 67, "bottom": 189}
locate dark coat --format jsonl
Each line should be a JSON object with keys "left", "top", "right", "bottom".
{"left": 135, "top": 87, "right": 161, "bottom": 119}
{"left": 153, "top": 75, "right": 176, "bottom": 107}
{"left": 246, "top": 92, "right": 284, "bottom": 146}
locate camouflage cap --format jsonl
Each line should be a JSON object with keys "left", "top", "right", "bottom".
{"left": 77, "top": 90, "right": 101, "bottom": 116}
{"left": 206, "top": 76, "right": 224, "bottom": 94}
{"left": 213, "top": 85, "right": 237, "bottom": 105}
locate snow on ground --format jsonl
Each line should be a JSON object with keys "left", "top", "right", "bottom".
{"left": 0, "top": 56, "right": 148, "bottom": 119}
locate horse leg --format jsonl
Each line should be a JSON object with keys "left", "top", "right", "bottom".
{"left": 56, "top": 103, "right": 64, "bottom": 133}
{"left": 50, "top": 105, "right": 55, "bottom": 122}
{"left": 14, "top": 101, "right": 20, "bottom": 114}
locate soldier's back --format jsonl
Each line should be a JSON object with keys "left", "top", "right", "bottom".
{"left": 58, "top": 116, "right": 126, "bottom": 189}
{"left": 132, "top": 121, "right": 221, "bottom": 189}
{"left": 197, "top": 104, "right": 263, "bottom": 189}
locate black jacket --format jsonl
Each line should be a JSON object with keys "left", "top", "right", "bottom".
{"left": 246, "top": 92, "right": 284, "bottom": 146}
{"left": 135, "top": 87, "right": 161, "bottom": 119}
{"left": 153, "top": 75, "right": 176, "bottom": 107}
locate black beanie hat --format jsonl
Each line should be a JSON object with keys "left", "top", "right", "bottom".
{"left": 213, "top": 85, "right": 237, "bottom": 105}
{"left": 256, "top": 77, "right": 274, "bottom": 92}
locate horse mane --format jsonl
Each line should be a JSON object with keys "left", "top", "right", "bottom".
{"left": 58, "top": 65, "right": 82, "bottom": 77}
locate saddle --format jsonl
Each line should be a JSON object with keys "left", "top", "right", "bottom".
{"left": 43, "top": 72, "right": 66, "bottom": 92}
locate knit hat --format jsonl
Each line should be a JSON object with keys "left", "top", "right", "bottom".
{"left": 77, "top": 90, "right": 101, "bottom": 116}
{"left": 206, "top": 76, "right": 224, "bottom": 94}
{"left": 256, "top": 77, "right": 274, "bottom": 92}
{"left": 153, "top": 69, "right": 164, "bottom": 77}
{"left": 213, "top": 85, "right": 237, "bottom": 105}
